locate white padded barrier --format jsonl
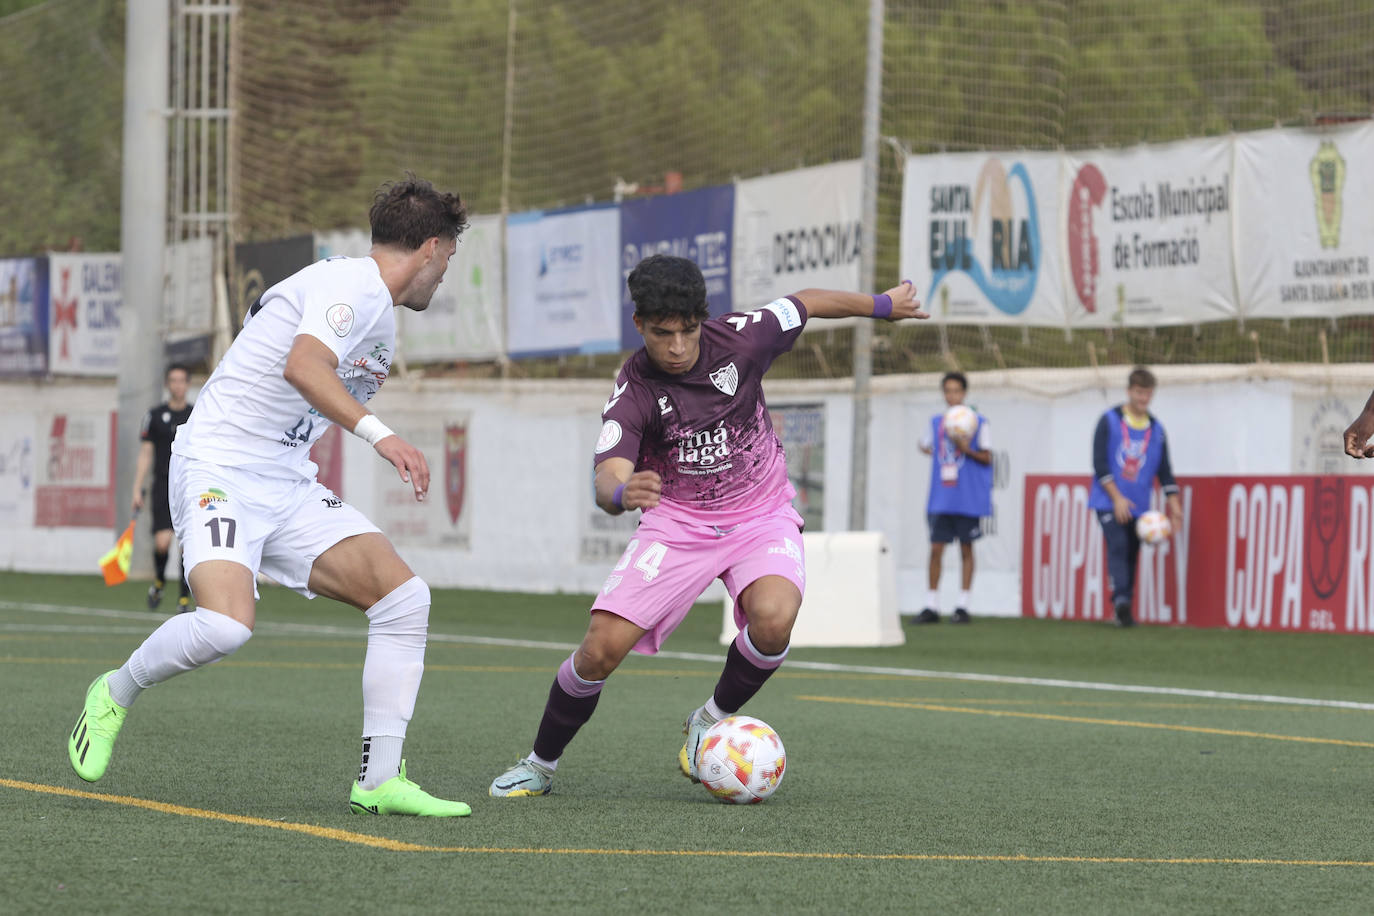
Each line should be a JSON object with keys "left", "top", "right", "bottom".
{"left": 721, "top": 531, "right": 904, "bottom": 647}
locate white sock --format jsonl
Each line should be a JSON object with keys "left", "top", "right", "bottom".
{"left": 702, "top": 697, "right": 726, "bottom": 722}
{"left": 359, "top": 577, "right": 430, "bottom": 788}
{"left": 110, "top": 607, "right": 253, "bottom": 707}
{"left": 957, "top": 589, "right": 971, "bottom": 609}
{"left": 529, "top": 751, "right": 559, "bottom": 771}
{"left": 357, "top": 736, "right": 403, "bottom": 789}
{"left": 924, "top": 589, "right": 939, "bottom": 610}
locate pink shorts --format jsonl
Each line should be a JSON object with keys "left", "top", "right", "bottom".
{"left": 592, "top": 502, "right": 806, "bottom": 655}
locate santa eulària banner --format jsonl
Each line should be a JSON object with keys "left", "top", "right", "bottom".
{"left": 1022, "top": 474, "right": 1374, "bottom": 635}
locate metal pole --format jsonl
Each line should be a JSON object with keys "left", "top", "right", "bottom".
{"left": 497, "top": 0, "right": 517, "bottom": 378}
{"left": 115, "top": 0, "right": 171, "bottom": 576}
{"left": 849, "top": 0, "right": 883, "bottom": 531}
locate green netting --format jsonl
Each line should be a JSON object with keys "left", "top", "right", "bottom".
{"left": 2, "top": 0, "right": 1372, "bottom": 373}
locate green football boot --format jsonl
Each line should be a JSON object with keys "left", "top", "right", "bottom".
{"left": 349, "top": 760, "right": 471, "bottom": 816}
{"left": 68, "top": 671, "right": 128, "bottom": 782}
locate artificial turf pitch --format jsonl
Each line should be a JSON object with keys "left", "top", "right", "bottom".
{"left": 3, "top": 570, "right": 1372, "bottom": 914}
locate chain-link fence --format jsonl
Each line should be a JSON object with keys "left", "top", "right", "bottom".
{"left": 3, "top": 0, "right": 1372, "bottom": 376}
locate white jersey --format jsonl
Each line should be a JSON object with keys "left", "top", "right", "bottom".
{"left": 173, "top": 256, "right": 395, "bottom": 479}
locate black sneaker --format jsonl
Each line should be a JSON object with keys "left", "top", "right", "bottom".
{"left": 1114, "top": 601, "right": 1135, "bottom": 628}
{"left": 950, "top": 608, "right": 971, "bottom": 624}
{"left": 146, "top": 581, "right": 165, "bottom": 610}
{"left": 910, "top": 608, "right": 940, "bottom": 625}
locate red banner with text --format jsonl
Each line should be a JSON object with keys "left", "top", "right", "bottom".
{"left": 1021, "top": 474, "right": 1373, "bottom": 635}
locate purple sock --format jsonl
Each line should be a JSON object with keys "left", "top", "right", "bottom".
{"left": 532, "top": 654, "right": 604, "bottom": 762}
{"left": 713, "top": 627, "right": 788, "bottom": 714}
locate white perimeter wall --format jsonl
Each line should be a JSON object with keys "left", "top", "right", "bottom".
{"left": 5, "top": 365, "right": 1373, "bottom": 615}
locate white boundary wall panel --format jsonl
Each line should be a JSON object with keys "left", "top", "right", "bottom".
{"left": 719, "top": 531, "right": 903, "bottom": 647}
{"left": 4, "top": 365, "right": 1371, "bottom": 619}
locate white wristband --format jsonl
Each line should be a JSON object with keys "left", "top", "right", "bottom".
{"left": 353, "top": 414, "right": 395, "bottom": 447}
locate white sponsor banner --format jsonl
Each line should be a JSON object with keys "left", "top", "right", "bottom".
{"left": 1234, "top": 123, "right": 1374, "bottom": 319}
{"left": 316, "top": 219, "right": 504, "bottom": 362}
{"left": 901, "top": 151, "right": 1065, "bottom": 325}
{"left": 47, "top": 252, "right": 121, "bottom": 375}
{"left": 0, "top": 412, "right": 36, "bottom": 530}
{"left": 370, "top": 410, "right": 472, "bottom": 549}
{"left": 1062, "top": 138, "right": 1235, "bottom": 326}
{"left": 164, "top": 237, "right": 214, "bottom": 336}
{"left": 733, "top": 161, "right": 862, "bottom": 312}
{"left": 507, "top": 205, "right": 621, "bottom": 357}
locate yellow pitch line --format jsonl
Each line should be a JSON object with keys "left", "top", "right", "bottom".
{"left": 4, "top": 778, "right": 1372, "bottom": 867}
{"left": 0, "top": 778, "right": 431, "bottom": 851}
{"left": 799, "top": 696, "right": 1374, "bottom": 748}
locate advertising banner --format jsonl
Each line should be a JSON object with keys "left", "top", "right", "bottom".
{"left": 733, "top": 162, "right": 862, "bottom": 313}
{"left": 47, "top": 253, "right": 121, "bottom": 376}
{"left": 1022, "top": 474, "right": 1374, "bottom": 635}
{"left": 0, "top": 257, "right": 49, "bottom": 376}
{"left": 371, "top": 411, "right": 472, "bottom": 549}
{"left": 900, "top": 151, "right": 1064, "bottom": 325}
{"left": 1234, "top": 123, "right": 1374, "bottom": 319}
{"left": 34, "top": 410, "right": 116, "bottom": 528}
{"left": 1062, "top": 138, "right": 1235, "bottom": 326}
{"left": 619, "top": 185, "right": 734, "bottom": 346}
{"left": 233, "top": 234, "right": 314, "bottom": 327}
{"left": 0, "top": 412, "right": 36, "bottom": 530}
{"left": 507, "top": 205, "right": 621, "bottom": 358}
{"left": 769, "top": 403, "right": 826, "bottom": 533}
{"left": 319, "top": 220, "right": 505, "bottom": 362}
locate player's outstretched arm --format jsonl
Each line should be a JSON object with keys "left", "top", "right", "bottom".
{"left": 792, "top": 281, "right": 929, "bottom": 322}
{"left": 283, "top": 334, "right": 429, "bottom": 500}
{"left": 594, "top": 457, "right": 660, "bottom": 515}
{"left": 1343, "top": 389, "right": 1374, "bottom": 459}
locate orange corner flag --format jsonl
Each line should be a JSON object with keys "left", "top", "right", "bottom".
{"left": 99, "top": 520, "right": 136, "bottom": 586}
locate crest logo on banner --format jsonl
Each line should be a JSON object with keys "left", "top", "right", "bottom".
{"left": 53, "top": 268, "right": 78, "bottom": 360}
{"left": 1309, "top": 141, "right": 1345, "bottom": 249}
{"left": 445, "top": 423, "right": 467, "bottom": 525}
{"left": 1306, "top": 476, "right": 1346, "bottom": 600}
{"left": 710, "top": 362, "right": 739, "bottom": 397}
{"left": 1067, "top": 164, "right": 1108, "bottom": 313}
{"left": 928, "top": 158, "right": 1042, "bottom": 316}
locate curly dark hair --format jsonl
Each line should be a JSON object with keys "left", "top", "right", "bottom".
{"left": 369, "top": 173, "right": 468, "bottom": 250}
{"left": 627, "top": 254, "right": 709, "bottom": 323}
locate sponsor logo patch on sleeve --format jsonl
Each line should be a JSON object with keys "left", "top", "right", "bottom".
{"left": 595, "top": 419, "right": 623, "bottom": 453}
{"left": 326, "top": 303, "right": 355, "bottom": 337}
{"left": 763, "top": 298, "right": 802, "bottom": 331}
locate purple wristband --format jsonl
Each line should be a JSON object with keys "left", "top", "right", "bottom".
{"left": 871, "top": 293, "right": 893, "bottom": 319}
{"left": 612, "top": 483, "right": 627, "bottom": 510}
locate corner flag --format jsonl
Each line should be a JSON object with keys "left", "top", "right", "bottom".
{"left": 99, "top": 520, "right": 136, "bottom": 586}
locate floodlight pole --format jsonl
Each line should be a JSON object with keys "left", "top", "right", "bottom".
{"left": 114, "top": 0, "right": 170, "bottom": 575}
{"left": 849, "top": 0, "right": 884, "bottom": 530}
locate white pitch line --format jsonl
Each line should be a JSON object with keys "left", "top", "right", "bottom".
{"left": 4, "top": 599, "right": 1374, "bottom": 712}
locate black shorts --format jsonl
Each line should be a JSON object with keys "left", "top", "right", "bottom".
{"left": 150, "top": 476, "right": 173, "bottom": 532}
{"left": 928, "top": 513, "right": 982, "bottom": 544}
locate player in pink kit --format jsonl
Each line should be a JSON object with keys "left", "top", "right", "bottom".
{"left": 490, "top": 254, "right": 927, "bottom": 797}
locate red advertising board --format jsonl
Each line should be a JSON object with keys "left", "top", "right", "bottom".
{"left": 1022, "top": 474, "right": 1373, "bottom": 635}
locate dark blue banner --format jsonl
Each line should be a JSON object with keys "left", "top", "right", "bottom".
{"left": 0, "top": 257, "right": 49, "bottom": 377}
{"left": 618, "top": 185, "right": 734, "bottom": 347}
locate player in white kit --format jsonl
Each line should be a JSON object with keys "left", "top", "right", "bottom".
{"left": 67, "top": 175, "right": 472, "bottom": 816}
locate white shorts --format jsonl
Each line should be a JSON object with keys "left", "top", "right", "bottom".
{"left": 170, "top": 454, "right": 381, "bottom": 598}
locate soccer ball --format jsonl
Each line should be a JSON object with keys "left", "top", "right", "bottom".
{"left": 943, "top": 404, "right": 978, "bottom": 441}
{"left": 696, "top": 715, "right": 786, "bottom": 804}
{"left": 1136, "top": 509, "right": 1172, "bottom": 544}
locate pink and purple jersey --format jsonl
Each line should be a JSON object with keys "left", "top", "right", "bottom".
{"left": 593, "top": 296, "right": 808, "bottom": 527}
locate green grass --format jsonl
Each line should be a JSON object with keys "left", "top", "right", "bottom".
{"left": 3, "top": 571, "right": 1373, "bottom": 915}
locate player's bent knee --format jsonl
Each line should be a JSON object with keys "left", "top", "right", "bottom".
{"left": 366, "top": 576, "right": 431, "bottom": 638}
{"left": 193, "top": 607, "right": 254, "bottom": 658}
{"left": 572, "top": 644, "right": 620, "bottom": 682}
